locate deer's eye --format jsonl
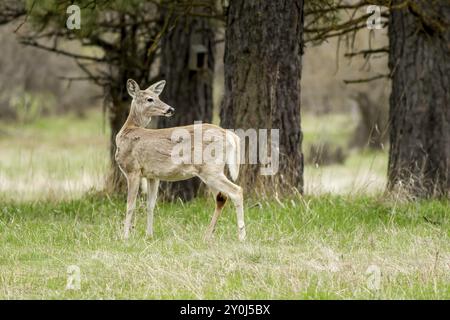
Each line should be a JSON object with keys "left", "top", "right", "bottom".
{"left": 147, "top": 98, "right": 154, "bottom": 103}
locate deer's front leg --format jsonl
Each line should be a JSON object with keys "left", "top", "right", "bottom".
{"left": 123, "top": 173, "right": 140, "bottom": 239}
{"left": 146, "top": 178, "right": 159, "bottom": 237}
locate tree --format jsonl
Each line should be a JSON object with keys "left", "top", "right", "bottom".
{"left": 9, "top": 0, "right": 166, "bottom": 192}
{"left": 4, "top": 0, "right": 219, "bottom": 194}
{"left": 387, "top": 0, "right": 449, "bottom": 197}
{"left": 303, "top": 1, "right": 449, "bottom": 197}
{"left": 157, "top": 4, "right": 216, "bottom": 201}
{"left": 221, "top": 0, "right": 305, "bottom": 195}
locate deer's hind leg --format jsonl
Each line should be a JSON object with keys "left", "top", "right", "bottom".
{"left": 204, "top": 192, "right": 227, "bottom": 241}
{"left": 199, "top": 173, "right": 246, "bottom": 241}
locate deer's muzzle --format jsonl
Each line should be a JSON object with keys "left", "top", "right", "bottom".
{"left": 164, "top": 107, "right": 175, "bottom": 117}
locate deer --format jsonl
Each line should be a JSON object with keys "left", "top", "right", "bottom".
{"left": 115, "top": 79, "right": 246, "bottom": 241}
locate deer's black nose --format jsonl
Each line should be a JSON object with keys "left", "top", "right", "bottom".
{"left": 165, "top": 107, "right": 175, "bottom": 116}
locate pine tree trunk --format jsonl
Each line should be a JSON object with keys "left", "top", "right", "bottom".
{"left": 221, "top": 0, "right": 304, "bottom": 194}
{"left": 388, "top": 0, "right": 450, "bottom": 197}
{"left": 107, "top": 91, "right": 130, "bottom": 193}
{"left": 158, "top": 13, "right": 215, "bottom": 201}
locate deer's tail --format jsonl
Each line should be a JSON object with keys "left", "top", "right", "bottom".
{"left": 226, "top": 131, "right": 240, "bottom": 181}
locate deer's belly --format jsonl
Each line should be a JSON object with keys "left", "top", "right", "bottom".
{"left": 158, "top": 174, "right": 196, "bottom": 182}
{"left": 141, "top": 164, "right": 197, "bottom": 182}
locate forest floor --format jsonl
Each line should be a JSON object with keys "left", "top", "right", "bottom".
{"left": 1, "top": 194, "right": 449, "bottom": 299}
{"left": 0, "top": 110, "right": 449, "bottom": 299}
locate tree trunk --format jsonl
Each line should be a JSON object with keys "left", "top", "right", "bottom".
{"left": 158, "top": 12, "right": 215, "bottom": 201}
{"left": 107, "top": 89, "right": 130, "bottom": 193}
{"left": 221, "top": 0, "right": 304, "bottom": 195}
{"left": 387, "top": 1, "right": 450, "bottom": 197}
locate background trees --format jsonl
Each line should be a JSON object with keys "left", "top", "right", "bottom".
{"left": 4, "top": 0, "right": 219, "bottom": 194}
{"left": 221, "top": 0, "right": 305, "bottom": 195}
{"left": 15, "top": 0, "right": 166, "bottom": 191}
{"left": 387, "top": 0, "right": 449, "bottom": 197}
{"left": 1, "top": 0, "right": 448, "bottom": 199}
{"left": 157, "top": 3, "right": 216, "bottom": 201}
{"left": 304, "top": 0, "right": 449, "bottom": 198}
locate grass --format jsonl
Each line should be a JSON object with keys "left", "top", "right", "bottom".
{"left": 0, "top": 110, "right": 109, "bottom": 200}
{"left": 1, "top": 110, "right": 448, "bottom": 299}
{"left": 305, "top": 149, "right": 387, "bottom": 194}
{"left": 302, "top": 113, "right": 357, "bottom": 149}
{"left": 302, "top": 112, "right": 388, "bottom": 194}
{"left": 0, "top": 194, "right": 448, "bottom": 299}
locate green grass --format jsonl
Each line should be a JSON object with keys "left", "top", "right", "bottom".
{"left": 0, "top": 110, "right": 109, "bottom": 200}
{"left": 0, "top": 194, "right": 448, "bottom": 299}
{"left": 1, "top": 110, "right": 447, "bottom": 299}
{"left": 302, "top": 113, "right": 357, "bottom": 149}
{"left": 302, "top": 112, "right": 388, "bottom": 194}
{"left": 305, "top": 149, "right": 388, "bottom": 194}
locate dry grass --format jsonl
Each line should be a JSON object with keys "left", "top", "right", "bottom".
{"left": 1, "top": 110, "right": 448, "bottom": 299}
{"left": 0, "top": 110, "right": 108, "bottom": 200}
{"left": 0, "top": 195, "right": 448, "bottom": 299}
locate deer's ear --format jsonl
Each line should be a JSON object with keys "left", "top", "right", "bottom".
{"left": 127, "top": 79, "right": 140, "bottom": 98}
{"left": 148, "top": 80, "right": 166, "bottom": 96}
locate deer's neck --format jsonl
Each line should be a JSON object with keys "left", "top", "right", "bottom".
{"left": 121, "top": 101, "right": 150, "bottom": 132}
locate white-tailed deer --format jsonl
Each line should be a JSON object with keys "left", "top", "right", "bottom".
{"left": 115, "top": 79, "right": 245, "bottom": 241}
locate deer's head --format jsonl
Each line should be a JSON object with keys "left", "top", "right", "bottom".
{"left": 127, "top": 79, "right": 175, "bottom": 126}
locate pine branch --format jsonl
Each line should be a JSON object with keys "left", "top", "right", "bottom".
{"left": 344, "top": 47, "right": 389, "bottom": 58}
{"left": 19, "top": 38, "right": 109, "bottom": 63}
{"left": 343, "top": 74, "right": 389, "bottom": 84}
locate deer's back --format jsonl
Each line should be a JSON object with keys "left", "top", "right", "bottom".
{"left": 115, "top": 123, "right": 227, "bottom": 181}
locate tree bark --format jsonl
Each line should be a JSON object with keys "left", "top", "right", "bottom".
{"left": 107, "top": 88, "right": 130, "bottom": 193}
{"left": 221, "top": 0, "right": 304, "bottom": 194}
{"left": 388, "top": 0, "right": 450, "bottom": 197}
{"left": 158, "top": 12, "right": 215, "bottom": 201}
